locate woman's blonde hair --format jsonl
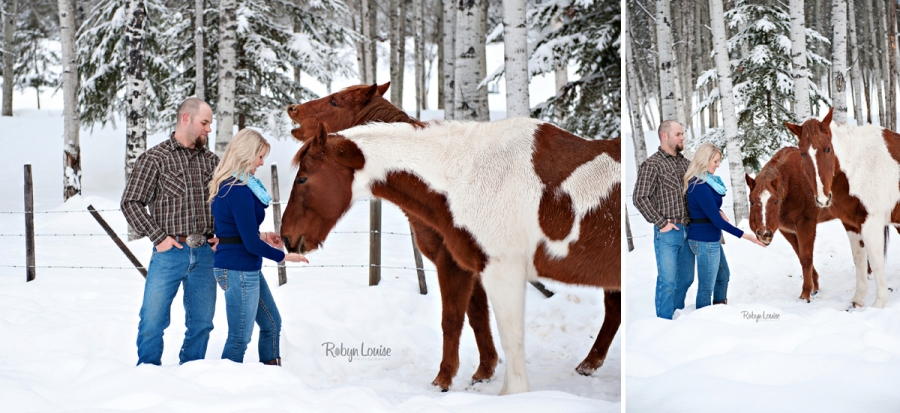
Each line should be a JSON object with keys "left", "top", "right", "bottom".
{"left": 683, "top": 143, "right": 723, "bottom": 195}
{"left": 208, "top": 128, "right": 271, "bottom": 202}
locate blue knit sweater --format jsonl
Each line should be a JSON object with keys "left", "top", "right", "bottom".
{"left": 211, "top": 179, "right": 285, "bottom": 271}
{"left": 686, "top": 178, "right": 744, "bottom": 242}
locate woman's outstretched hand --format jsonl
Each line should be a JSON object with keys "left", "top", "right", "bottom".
{"left": 283, "top": 253, "right": 309, "bottom": 263}
{"left": 742, "top": 232, "right": 767, "bottom": 247}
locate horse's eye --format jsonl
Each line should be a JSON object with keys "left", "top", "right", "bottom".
{"left": 330, "top": 99, "right": 337, "bottom": 107}
{"left": 774, "top": 200, "right": 778, "bottom": 205}
{"left": 296, "top": 177, "right": 308, "bottom": 184}
{"left": 825, "top": 147, "right": 831, "bottom": 153}
{"left": 801, "top": 153, "right": 805, "bottom": 157}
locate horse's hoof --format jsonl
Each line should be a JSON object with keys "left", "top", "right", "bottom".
{"left": 812, "top": 290, "right": 819, "bottom": 296}
{"left": 575, "top": 359, "right": 603, "bottom": 376}
{"left": 431, "top": 377, "right": 451, "bottom": 392}
{"left": 852, "top": 302, "right": 864, "bottom": 308}
{"left": 471, "top": 377, "right": 490, "bottom": 385}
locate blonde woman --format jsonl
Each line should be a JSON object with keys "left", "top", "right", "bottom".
{"left": 683, "top": 143, "right": 765, "bottom": 309}
{"left": 209, "top": 128, "right": 307, "bottom": 365}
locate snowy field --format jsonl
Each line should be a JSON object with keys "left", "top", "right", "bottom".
{"left": 624, "top": 124, "right": 900, "bottom": 412}
{"left": 0, "top": 101, "right": 618, "bottom": 412}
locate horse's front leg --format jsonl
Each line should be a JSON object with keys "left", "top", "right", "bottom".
{"left": 466, "top": 276, "right": 498, "bottom": 384}
{"left": 780, "top": 229, "right": 813, "bottom": 302}
{"left": 845, "top": 226, "right": 870, "bottom": 307}
{"left": 480, "top": 258, "right": 529, "bottom": 395}
{"left": 576, "top": 289, "right": 620, "bottom": 375}
{"left": 861, "top": 221, "right": 890, "bottom": 308}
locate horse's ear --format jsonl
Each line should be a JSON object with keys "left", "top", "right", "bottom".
{"left": 314, "top": 122, "right": 329, "bottom": 147}
{"left": 770, "top": 175, "right": 780, "bottom": 193}
{"left": 362, "top": 84, "right": 379, "bottom": 103}
{"left": 745, "top": 173, "right": 755, "bottom": 191}
{"left": 822, "top": 106, "right": 834, "bottom": 129}
{"left": 376, "top": 82, "right": 390, "bottom": 97}
{"left": 785, "top": 122, "right": 803, "bottom": 138}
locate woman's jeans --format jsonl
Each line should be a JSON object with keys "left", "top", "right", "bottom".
{"left": 688, "top": 239, "right": 731, "bottom": 309}
{"left": 653, "top": 223, "right": 696, "bottom": 319}
{"left": 214, "top": 268, "right": 282, "bottom": 363}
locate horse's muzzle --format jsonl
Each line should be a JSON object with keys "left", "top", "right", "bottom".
{"left": 815, "top": 193, "right": 833, "bottom": 208}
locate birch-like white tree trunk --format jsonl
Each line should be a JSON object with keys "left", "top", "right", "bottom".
{"left": 442, "top": 0, "right": 455, "bottom": 119}
{"left": 59, "top": 0, "right": 80, "bottom": 201}
{"left": 390, "top": 0, "right": 401, "bottom": 105}
{"left": 831, "top": 0, "right": 847, "bottom": 124}
{"left": 414, "top": 0, "right": 424, "bottom": 117}
{"left": 397, "top": 0, "right": 407, "bottom": 105}
{"left": 194, "top": 0, "right": 205, "bottom": 101}
{"left": 2, "top": 0, "right": 16, "bottom": 116}
{"left": 367, "top": 0, "right": 377, "bottom": 82}
{"left": 454, "top": 0, "right": 489, "bottom": 121}
{"left": 888, "top": 0, "right": 897, "bottom": 130}
{"left": 125, "top": 0, "right": 148, "bottom": 200}
{"left": 215, "top": 0, "right": 237, "bottom": 156}
{"left": 474, "top": 0, "right": 489, "bottom": 119}
{"left": 655, "top": 0, "right": 677, "bottom": 121}
{"left": 848, "top": 0, "right": 864, "bottom": 124}
{"left": 790, "top": 0, "right": 810, "bottom": 120}
{"left": 502, "top": 0, "right": 529, "bottom": 117}
{"left": 864, "top": 0, "right": 883, "bottom": 125}
{"left": 627, "top": 29, "right": 647, "bottom": 165}
{"left": 553, "top": 15, "right": 567, "bottom": 123}
{"left": 710, "top": 0, "right": 748, "bottom": 223}
{"left": 354, "top": 0, "right": 366, "bottom": 83}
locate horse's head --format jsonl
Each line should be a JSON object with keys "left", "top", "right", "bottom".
{"left": 286, "top": 83, "right": 391, "bottom": 142}
{"left": 280, "top": 123, "right": 366, "bottom": 254}
{"left": 785, "top": 107, "right": 835, "bottom": 208}
{"left": 746, "top": 172, "right": 781, "bottom": 246}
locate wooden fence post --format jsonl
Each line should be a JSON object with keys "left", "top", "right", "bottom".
{"left": 24, "top": 164, "right": 35, "bottom": 282}
{"left": 369, "top": 199, "right": 381, "bottom": 286}
{"left": 409, "top": 224, "right": 427, "bottom": 294}
{"left": 87, "top": 205, "right": 147, "bottom": 278}
{"left": 271, "top": 164, "right": 288, "bottom": 286}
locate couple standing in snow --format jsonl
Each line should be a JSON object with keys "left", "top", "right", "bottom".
{"left": 120, "top": 97, "right": 307, "bottom": 366}
{"left": 632, "top": 120, "right": 766, "bottom": 320}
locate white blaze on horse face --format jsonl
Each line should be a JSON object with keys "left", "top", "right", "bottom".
{"left": 807, "top": 147, "right": 828, "bottom": 205}
{"left": 760, "top": 189, "right": 772, "bottom": 229}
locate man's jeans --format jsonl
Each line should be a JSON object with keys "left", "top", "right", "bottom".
{"left": 689, "top": 239, "right": 731, "bottom": 309}
{"left": 214, "top": 268, "right": 282, "bottom": 363}
{"left": 653, "top": 223, "right": 695, "bottom": 319}
{"left": 137, "top": 244, "right": 216, "bottom": 365}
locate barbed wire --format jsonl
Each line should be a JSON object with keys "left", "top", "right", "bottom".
{"left": 0, "top": 208, "right": 123, "bottom": 214}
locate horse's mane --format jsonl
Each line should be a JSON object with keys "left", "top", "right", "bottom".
{"left": 354, "top": 96, "right": 425, "bottom": 128}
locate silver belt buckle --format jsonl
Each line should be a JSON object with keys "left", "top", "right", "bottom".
{"left": 186, "top": 233, "right": 206, "bottom": 248}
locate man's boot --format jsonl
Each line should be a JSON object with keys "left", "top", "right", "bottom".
{"left": 262, "top": 357, "right": 281, "bottom": 366}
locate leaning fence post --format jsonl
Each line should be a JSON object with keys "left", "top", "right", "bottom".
{"left": 271, "top": 164, "right": 288, "bottom": 286}
{"left": 409, "top": 225, "right": 427, "bottom": 294}
{"left": 24, "top": 164, "right": 35, "bottom": 282}
{"left": 369, "top": 199, "right": 381, "bottom": 286}
{"left": 87, "top": 205, "right": 147, "bottom": 278}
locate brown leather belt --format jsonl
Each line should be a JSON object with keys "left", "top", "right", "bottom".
{"left": 174, "top": 234, "right": 214, "bottom": 248}
{"left": 666, "top": 218, "right": 686, "bottom": 224}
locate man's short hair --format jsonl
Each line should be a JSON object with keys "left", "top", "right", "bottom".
{"left": 658, "top": 119, "right": 679, "bottom": 138}
{"left": 176, "top": 97, "right": 208, "bottom": 123}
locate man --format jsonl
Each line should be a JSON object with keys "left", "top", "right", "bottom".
{"left": 633, "top": 120, "right": 695, "bottom": 320}
{"left": 122, "top": 97, "right": 219, "bottom": 365}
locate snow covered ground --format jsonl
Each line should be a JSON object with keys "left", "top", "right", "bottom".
{"left": 624, "top": 126, "right": 900, "bottom": 412}
{"left": 0, "top": 104, "right": 618, "bottom": 412}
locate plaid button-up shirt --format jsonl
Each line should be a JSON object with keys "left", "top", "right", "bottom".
{"left": 633, "top": 147, "right": 691, "bottom": 228}
{"left": 121, "top": 134, "right": 219, "bottom": 245}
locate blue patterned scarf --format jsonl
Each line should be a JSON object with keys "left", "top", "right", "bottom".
{"left": 232, "top": 172, "right": 272, "bottom": 206}
{"left": 698, "top": 172, "right": 727, "bottom": 196}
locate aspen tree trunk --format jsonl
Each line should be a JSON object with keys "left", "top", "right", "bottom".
{"left": 215, "top": 0, "right": 237, "bottom": 156}
{"left": 888, "top": 0, "right": 897, "bottom": 130}
{"left": 437, "top": 2, "right": 444, "bottom": 110}
{"left": 125, "top": 0, "right": 148, "bottom": 239}
{"left": 390, "top": 0, "right": 401, "bottom": 103}
{"left": 848, "top": 0, "right": 865, "bottom": 124}
{"left": 503, "top": 0, "right": 529, "bottom": 117}
{"left": 553, "top": 15, "right": 567, "bottom": 123}
{"left": 710, "top": 0, "right": 749, "bottom": 223}
{"left": 831, "top": 0, "right": 848, "bottom": 124}
{"left": 194, "top": 0, "right": 205, "bottom": 101}
{"left": 354, "top": 0, "right": 365, "bottom": 83}
{"left": 872, "top": 0, "right": 888, "bottom": 125}
{"left": 59, "top": 0, "right": 80, "bottom": 201}
{"left": 475, "top": 0, "right": 489, "bottom": 119}
{"left": 453, "top": 0, "right": 488, "bottom": 121}
{"left": 2, "top": 0, "right": 17, "bottom": 116}
{"left": 627, "top": 29, "right": 648, "bottom": 166}
{"left": 442, "top": 0, "right": 455, "bottom": 119}
{"left": 415, "top": 0, "right": 424, "bottom": 118}
{"left": 656, "top": 0, "right": 677, "bottom": 121}
{"left": 790, "top": 0, "right": 811, "bottom": 120}
{"left": 366, "top": 0, "right": 377, "bottom": 82}
{"left": 398, "top": 0, "right": 407, "bottom": 104}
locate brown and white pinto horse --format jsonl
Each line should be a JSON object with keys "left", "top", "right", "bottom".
{"left": 286, "top": 83, "right": 499, "bottom": 391}
{"left": 746, "top": 147, "right": 843, "bottom": 301}
{"left": 788, "top": 107, "right": 898, "bottom": 308}
{"left": 280, "top": 112, "right": 620, "bottom": 394}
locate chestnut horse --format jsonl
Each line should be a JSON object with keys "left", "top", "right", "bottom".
{"left": 746, "top": 147, "right": 850, "bottom": 301}
{"left": 286, "top": 83, "right": 499, "bottom": 391}
{"left": 788, "top": 108, "right": 897, "bottom": 308}
{"left": 280, "top": 117, "right": 620, "bottom": 394}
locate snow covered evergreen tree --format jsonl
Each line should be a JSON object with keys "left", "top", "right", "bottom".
{"left": 162, "top": 0, "right": 356, "bottom": 135}
{"left": 75, "top": 0, "right": 172, "bottom": 131}
{"left": 9, "top": 0, "right": 60, "bottom": 110}
{"left": 696, "top": 0, "right": 830, "bottom": 171}
{"left": 529, "top": 0, "right": 620, "bottom": 140}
